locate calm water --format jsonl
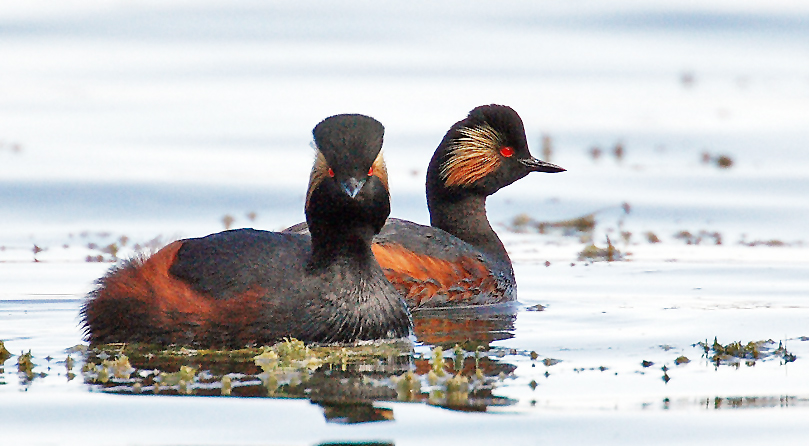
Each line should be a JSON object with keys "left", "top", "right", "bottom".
{"left": 2, "top": 1, "right": 809, "bottom": 444}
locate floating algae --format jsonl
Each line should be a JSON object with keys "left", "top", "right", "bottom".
{"left": 578, "top": 237, "right": 625, "bottom": 262}
{"left": 81, "top": 339, "right": 515, "bottom": 412}
{"left": 509, "top": 213, "right": 596, "bottom": 241}
{"left": 0, "top": 341, "right": 11, "bottom": 364}
{"left": 697, "top": 338, "right": 797, "bottom": 367}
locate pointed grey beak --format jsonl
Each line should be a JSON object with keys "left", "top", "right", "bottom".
{"left": 340, "top": 177, "right": 366, "bottom": 198}
{"left": 520, "top": 157, "right": 566, "bottom": 173}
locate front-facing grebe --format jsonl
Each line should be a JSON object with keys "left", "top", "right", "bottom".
{"left": 82, "top": 114, "right": 411, "bottom": 347}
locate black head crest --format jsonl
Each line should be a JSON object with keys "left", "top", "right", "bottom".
{"left": 313, "top": 114, "right": 384, "bottom": 178}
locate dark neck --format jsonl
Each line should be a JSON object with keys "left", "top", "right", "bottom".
{"left": 305, "top": 179, "right": 389, "bottom": 272}
{"left": 427, "top": 188, "right": 510, "bottom": 264}
{"left": 308, "top": 222, "right": 377, "bottom": 271}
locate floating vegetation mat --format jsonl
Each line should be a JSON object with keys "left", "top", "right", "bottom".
{"left": 696, "top": 338, "right": 797, "bottom": 367}
{"left": 80, "top": 339, "right": 517, "bottom": 417}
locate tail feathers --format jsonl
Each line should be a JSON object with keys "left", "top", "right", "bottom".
{"left": 81, "top": 241, "right": 211, "bottom": 345}
{"left": 82, "top": 241, "right": 272, "bottom": 347}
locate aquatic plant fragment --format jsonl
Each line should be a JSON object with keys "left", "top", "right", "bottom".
{"left": 0, "top": 341, "right": 10, "bottom": 364}
{"left": 578, "top": 237, "right": 625, "bottom": 262}
{"left": 697, "top": 337, "right": 796, "bottom": 366}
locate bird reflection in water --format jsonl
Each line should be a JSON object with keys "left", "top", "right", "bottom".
{"left": 81, "top": 307, "right": 519, "bottom": 422}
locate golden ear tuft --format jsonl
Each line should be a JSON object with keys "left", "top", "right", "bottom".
{"left": 371, "top": 150, "right": 389, "bottom": 191}
{"left": 440, "top": 124, "right": 505, "bottom": 187}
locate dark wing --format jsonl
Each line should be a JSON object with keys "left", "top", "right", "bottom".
{"left": 169, "top": 228, "right": 311, "bottom": 300}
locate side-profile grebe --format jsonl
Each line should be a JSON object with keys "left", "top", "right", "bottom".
{"left": 287, "top": 105, "right": 564, "bottom": 309}
{"left": 374, "top": 105, "right": 565, "bottom": 308}
{"left": 82, "top": 114, "right": 412, "bottom": 347}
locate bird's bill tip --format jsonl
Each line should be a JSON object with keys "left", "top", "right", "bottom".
{"left": 521, "top": 157, "right": 566, "bottom": 173}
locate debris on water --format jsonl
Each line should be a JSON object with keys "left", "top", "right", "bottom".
{"left": 392, "top": 371, "right": 420, "bottom": 401}
{"left": 66, "top": 345, "right": 89, "bottom": 354}
{"left": 222, "top": 214, "right": 235, "bottom": 230}
{"left": 430, "top": 346, "right": 446, "bottom": 377}
{"left": 107, "top": 354, "right": 135, "bottom": 379}
{"left": 578, "top": 237, "right": 625, "bottom": 262}
{"left": 65, "top": 355, "right": 77, "bottom": 381}
{"left": 452, "top": 344, "right": 465, "bottom": 373}
{"left": 542, "top": 214, "right": 596, "bottom": 237}
{"left": 17, "top": 350, "right": 35, "bottom": 381}
{"left": 674, "top": 230, "right": 722, "bottom": 245}
{"left": 508, "top": 212, "right": 595, "bottom": 240}
{"left": 674, "top": 356, "right": 690, "bottom": 365}
{"left": 96, "top": 365, "right": 110, "bottom": 383}
{"left": 738, "top": 236, "right": 803, "bottom": 247}
{"left": 717, "top": 155, "right": 733, "bottom": 168}
{"left": 443, "top": 373, "right": 470, "bottom": 407}
{"left": 696, "top": 338, "right": 797, "bottom": 367}
{"left": 77, "top": 339, "right": 515, "bottom": 412}
{"left": 701, "top": 151, "right": 734, "bottom": 169}
{"left": 132, "top": 235, "right": 168, "bottom": 253}
{"left": 709, "top": 396, "right": 809, "bottom": 410}
{"left": 0, "top": 341, "right": 10, "bottom": 364}
{"left": 32, "top": 244, "right": 45, "bottom": 262}
{"left": 101, "top": 243, "right": 120, "bottom": 260}
{"left": 613, "top": 142, "right": 625, "bottom": 162}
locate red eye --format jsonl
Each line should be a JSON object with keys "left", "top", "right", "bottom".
{"left": 328, "top": 168, "right": 335, "bottom": 177}
{"left": 500, "top": 146, "right": 514, "bottom": 157}
{"left": 368, "top": 166, "right": 374, "bottom": 176}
